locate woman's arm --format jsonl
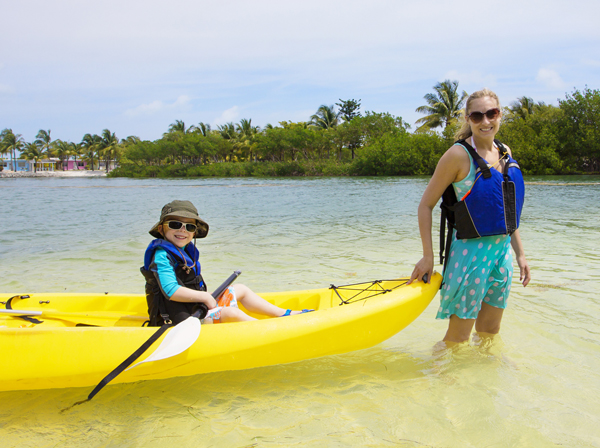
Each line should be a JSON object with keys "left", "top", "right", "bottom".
{"left": 408, "top": 146, "right": 468, "bottom": 284}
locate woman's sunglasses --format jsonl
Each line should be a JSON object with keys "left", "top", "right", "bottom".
{"left": 163, "top": 221, "right": 198, "bottom": 233}
{"left": 467, "top": 108, "right": 500, "bottom": 124}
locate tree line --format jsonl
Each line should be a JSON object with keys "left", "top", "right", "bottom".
{"left": 0, "top": 128, "right": 126, "bottom": 173}
{"left": 2, "top": 86, "right": 599, "bottom": 177}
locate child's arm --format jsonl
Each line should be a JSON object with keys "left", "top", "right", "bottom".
{"left": 169, "top": 286, "right": 217, "bottom": 309}
{"left": 153, "top": 249, "right": 218, "bottom": 309}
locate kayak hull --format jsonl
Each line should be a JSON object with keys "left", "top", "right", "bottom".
{"left": 0, "top": 275, "right": 441, "bottom": 392}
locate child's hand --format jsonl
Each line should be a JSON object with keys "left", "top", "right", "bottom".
{"left": 203, "top": 293, "right": 218, "bottom": 309}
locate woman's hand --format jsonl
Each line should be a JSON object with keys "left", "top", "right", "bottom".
{"left": 408, "top": 255, "right": 434, "bottom": 284}
{"left": 510, "top": 229, "right": 530, "bottom": 287}
{"left": 516, "top": 255, "right": 531, "bottom": 287}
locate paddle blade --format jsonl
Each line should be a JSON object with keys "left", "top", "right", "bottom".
{"left": 126, "top": 316, "right": 201, "bottom": 371}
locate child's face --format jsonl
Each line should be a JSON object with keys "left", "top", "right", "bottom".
{"left": 158, "top": 216, "right": 196, "bottom": 248}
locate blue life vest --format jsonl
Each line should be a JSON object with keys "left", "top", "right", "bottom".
{"left": 143, "top": 239, "right": 202, "bottom": 277}
{"left": 440, "top": 139, "right": 525, "bottom": 270}
{"left": 141, "top": 239, "right": 207, "bottom": 326}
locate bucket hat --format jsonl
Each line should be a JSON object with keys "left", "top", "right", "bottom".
{"left": 149, "top": 200, "right": 209, "bottom": 239}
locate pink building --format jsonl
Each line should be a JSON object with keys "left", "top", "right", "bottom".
{"left": 63, "top": 160, "right": 87, "bottom": 170}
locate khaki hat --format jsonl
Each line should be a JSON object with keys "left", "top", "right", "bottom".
{"left": 149, "top": 200, "right": 209, "bottom": 239}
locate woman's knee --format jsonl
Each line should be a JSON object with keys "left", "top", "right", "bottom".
{"left": 475, "top": 304, "right": 504, "bottom": 334}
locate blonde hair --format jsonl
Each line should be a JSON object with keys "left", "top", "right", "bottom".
{"left": 454, "top": 88, "right": 501, "bottom": 141}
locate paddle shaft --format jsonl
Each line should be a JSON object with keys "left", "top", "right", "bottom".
{"left": 211, "top": 270, "right": 242, "bottom": 299}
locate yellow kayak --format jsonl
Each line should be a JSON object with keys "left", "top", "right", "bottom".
{"left": 0, "top": 274, "right": 441, "bottom": 392}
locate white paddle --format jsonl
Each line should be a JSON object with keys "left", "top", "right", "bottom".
{"left": 125, "top": 315, "right": 201, "bottom": 370}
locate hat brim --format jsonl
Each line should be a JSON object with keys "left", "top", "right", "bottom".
{"left": 149, "top": 212, "right": 209, "bottom": 239}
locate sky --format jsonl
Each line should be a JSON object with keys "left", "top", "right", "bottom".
{"left": 2, "top": 0, "right": 600, "bottom": 143}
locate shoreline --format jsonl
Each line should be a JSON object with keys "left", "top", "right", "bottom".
{"left": 0, "top": 170, "right": 107, "bottom": 178}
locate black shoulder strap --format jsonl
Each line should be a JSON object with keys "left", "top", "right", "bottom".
{"left": 494, "top": 139, "right": 515, "bottom": 177}
{"left": 494, "top": 139, "right": 509, "bottom": 158}
{"left": 456, "top": 139, "right": 492, "bottom": 179}
{"left": 439, "top": 185, "right": 456, "bottom": 268}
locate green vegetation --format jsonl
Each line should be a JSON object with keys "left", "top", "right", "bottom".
{"left": 2, "top": 87, "right": 600, "bottom": 177}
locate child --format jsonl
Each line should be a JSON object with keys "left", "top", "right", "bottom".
{"left": 141, "top": 200, "right": 311, "bottom": 326}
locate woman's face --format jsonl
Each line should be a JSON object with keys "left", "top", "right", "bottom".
{"left": 467, "top": 96, "right": 502, "bottom": 140}
{"left": 158, "top": 216, "right": 196, "bottom": 248}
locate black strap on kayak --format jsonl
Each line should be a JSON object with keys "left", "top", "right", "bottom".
{"left": 86, "top": 323, "right": 172, "bottom": 401}
{"left": 85, "top": 271, "right": 241, "bottom": 401}
{"left": 61, "top": 322, "right": 173, "bottom": 412}
{"left": 62, "top": 270, "right": 243, "bottom": 412}
{"left": 4, "top": 295, "right": 43, "bottom": 324}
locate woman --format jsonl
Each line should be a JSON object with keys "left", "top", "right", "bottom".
{"left": 409, "top": 88, "right": 531, "bottom": 344}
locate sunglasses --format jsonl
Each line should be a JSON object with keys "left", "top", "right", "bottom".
{"left": 467, "top": 108, "right": 500, "bottom": 123}
{"left": 163, "top": 221, "right": 198, "bottom": 233}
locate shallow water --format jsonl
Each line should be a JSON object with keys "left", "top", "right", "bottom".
{"left": 1, "top": 176, "right": 599, "bottom": 447}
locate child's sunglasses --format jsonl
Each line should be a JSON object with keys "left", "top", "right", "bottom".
{"left": 163, "top": 221, "right": 198, "bottom": 233}
{"left": 467, "top": 108, "right": 500, "bottom": 124}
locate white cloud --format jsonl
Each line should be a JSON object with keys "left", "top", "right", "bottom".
{"left": 124, "top": 95, "right": 190, "bottom": 117}
{"left": 536, "top": 68, "right": 565, "bottom": 90}
{"left": 213, "top": 106, "right": 240, "bottom": 125}
{"left": 0, "top": 83, "right": 15, "bottom": 94}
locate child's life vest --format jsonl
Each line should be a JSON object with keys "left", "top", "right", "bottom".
{"left": 439, "top": 139, "right": 525, "bottom": 272}
{"left": 140, "top": 239, "right": 208, "bottom": 326}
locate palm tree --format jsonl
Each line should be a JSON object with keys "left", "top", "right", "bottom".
{"left": 1, "top": 129, "right": 25, "bottom": 171}
{"left": 20, "top": 142, "right": 45, "bottom": 172}
{"left": 98, "top": 129, "right": 119, "bottom": 172}
{"left": 0, "top": 129, "right": 10, "bottom": 170}
{"left": 415, "top": 80, "right": 468, "bottom": 132}
{"left": 195, "top": 122, "right": 212, "bottom": 137}
{"left": 508, "top": 96, "right": 546, "bottom": 120}
{"left": 217, "top": 122, "right": 237, "bottom": 140}
{"left": 121, "top": 135, "right": 141, "bottom": 146}
{"left": 236, "top": 118, "right": 259, "bottom": 137}
{"left": 53, "top": 140, "right": 72, "bottom": 170}
{"left": 81, "top": 133, "right": 101, "bottom": 171}
{"left": 70, "top": 142, "right": 84, "bottom": 170}
{"left": 164, "top": 120, "right": 193, "bottom": 140}
{"left": 35, "top": 129, "right": 53, "bottom": 157}
{"left": 309, "top": 105, "right": 340, "bottom": 130}
{"left": 235, "top": 119, "right": 260, "bottom": 161}
{"left": 167, "top": 120, "right": 188, "bottom": 134}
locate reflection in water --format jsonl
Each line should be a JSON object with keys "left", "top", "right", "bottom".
{"left": 1, "top": 176, "right": 600, "bottom": 447}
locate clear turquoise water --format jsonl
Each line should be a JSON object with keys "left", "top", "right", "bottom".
{"left": 1, "top": 176, "right": 599, "bottom": 447}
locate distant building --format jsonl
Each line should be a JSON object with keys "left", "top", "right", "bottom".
{"left": 63, "top": 160, "right": 87, "bottom": 170}
{"left": 1, "top": 157, "right": 59, "bottom": 172}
